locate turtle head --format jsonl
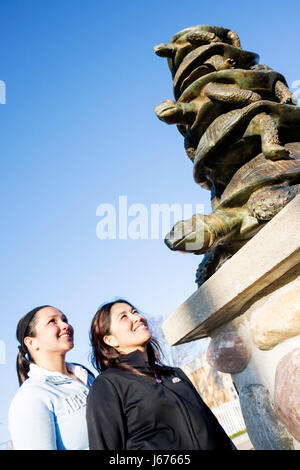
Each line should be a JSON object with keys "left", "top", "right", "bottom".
{"left": 153, "top": 43, "right": 174, "bottom": 58}
{"left": 154, "top": 100, "right": 183, "bottom": 124}
{"left": 164, "top": 214, "right": 212, "bottom": 254}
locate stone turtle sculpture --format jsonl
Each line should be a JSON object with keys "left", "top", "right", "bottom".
{"left": 154, "top": 24, "right": 300, "bottom": 286}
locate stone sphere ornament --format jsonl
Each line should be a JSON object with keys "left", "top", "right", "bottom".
{"left": 206, "top": 330, "right": 251, "bottom": 373}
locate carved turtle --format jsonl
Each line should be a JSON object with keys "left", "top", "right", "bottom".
{"left": 193, "top": 101, "right": 300, "bottom": 191}
{"left": 153, "top": 25, "right": 242, "bottom": 78}
{"left": 165, "top": 142, "right": 300, "bottom": 256}
{"left": 172, "top": 42, "right": 259, "bottom": 100}
{"left": 155, "top": 69, "right": 294, "bottom": 163}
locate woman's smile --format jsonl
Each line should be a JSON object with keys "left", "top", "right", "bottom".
{"left": 58, "top": 331, "right": 73, "bottom": 341}
{"left": 133, "top": 322, "right": 148, "bottom": 332}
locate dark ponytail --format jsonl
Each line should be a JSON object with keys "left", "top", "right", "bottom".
{"left": 16, "top": 305, "right": 51, "bottom": 386}
{"left": 16, "top": 347, "right": 31, "bottom": 386}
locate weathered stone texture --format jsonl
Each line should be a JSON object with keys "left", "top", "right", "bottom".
{"left": 239, "top": 384, "right": 294, "bottom": 449}
{"left": 206, "top": 331, "right": 250, "bottom": 373}
{"left": 250, "top": 280, "right": 300, "bottom": 350}
{"left": 274, "top": 348, "right": 300, "bottom": 442}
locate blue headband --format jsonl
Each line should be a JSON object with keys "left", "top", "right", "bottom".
{"left": 17, "top": 305, "right": 51, "bottom": 353}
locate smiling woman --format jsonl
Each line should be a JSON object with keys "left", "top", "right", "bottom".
{"left": 87, "top": 299, "right": 237, "bottom": 450}
{"left": 8, "top": 305, "right": 94, "bottom": 450}
{"left": 89, "top": 299, "right": 169, "bottom": 379}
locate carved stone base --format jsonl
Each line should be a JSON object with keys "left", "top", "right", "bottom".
{"left": 162, "top": 194, "right": 300, "bottom": 449}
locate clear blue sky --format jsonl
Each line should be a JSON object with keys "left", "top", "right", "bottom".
{"left": 1, "top": 0, "right": 300, "bottom": 443}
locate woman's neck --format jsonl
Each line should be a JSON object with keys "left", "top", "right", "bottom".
{"left": 119, "top": 346, "right": 149, "bottom": 363}
{"left": 34, "top": 353, "right": 69, "bottom": 375}
{"left": 139, "top": 348, "right": 149, "bottom": 364}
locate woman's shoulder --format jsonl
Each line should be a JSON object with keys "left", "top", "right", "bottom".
{"left": 15, "top": 374, "right": 53, "bottom": 394}
{"left": 91, "top": 367, "right": 121, "bottom": 383}
{"left": 9, "top": 377, "right": 51, "bottom": 415}
{"left": 89, "top": 367, "right": 127, "bottom": 392}
{"left": 87, "top": 369, "right": 124, "bottom": 407}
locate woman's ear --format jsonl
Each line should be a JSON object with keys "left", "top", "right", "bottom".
{"left": 103, "top": 334, "right": 119, "bottom": 348}
{"left": 24, "top": 336, "right": 39, "bottom": 352}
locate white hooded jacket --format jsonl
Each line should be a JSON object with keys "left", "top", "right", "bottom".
{"left": 8, "top": 362, "right": 94, "bottom": 450}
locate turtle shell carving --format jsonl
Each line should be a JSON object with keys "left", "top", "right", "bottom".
{"left": 219, "top": 142, "right": 300, "bottom": 208}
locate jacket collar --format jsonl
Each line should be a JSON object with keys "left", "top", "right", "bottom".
{"left": 117, "top": 349, "right": 150, "bottom": 370}
{"left": 28, "top": 362, "right": 89, "bottom": 385}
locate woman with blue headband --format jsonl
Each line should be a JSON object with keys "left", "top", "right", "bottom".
{"left": 8, "top": 305, "right": 94, "bottom": 450}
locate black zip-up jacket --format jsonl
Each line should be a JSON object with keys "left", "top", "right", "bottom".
{"left": 86, "top": 350, "right": 236, "bottom": 450}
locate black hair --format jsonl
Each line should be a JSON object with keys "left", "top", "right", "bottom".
{"left": 16, "top": 305, "right": 51, "bottom": 385}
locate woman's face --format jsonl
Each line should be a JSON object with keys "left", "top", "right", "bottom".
{"left": 104, "top": 302, "right": 152, "bottom": 354}
{"left": 24, "top": 307, "right": 74, "bottom": 356}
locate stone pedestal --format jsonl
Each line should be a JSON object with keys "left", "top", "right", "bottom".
{"left": 162, "top": 194, "right": 300, "bottom": 450}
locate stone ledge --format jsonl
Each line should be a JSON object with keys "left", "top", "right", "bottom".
{"left": 162, "top": 194, "right": 300, "bottom": 345}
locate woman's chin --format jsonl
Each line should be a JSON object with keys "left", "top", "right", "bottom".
{"left": 64, "top": 340, "right": 74, "bottom": 352}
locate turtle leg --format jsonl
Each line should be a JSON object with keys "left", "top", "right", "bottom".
{"left": 274, "top": 80, "right": 296, "bottom": 105}
{"left": 245, "top": 112, "right": 290, "bottom": 160}
{"left": 186, "top": 31, "right": 220, "bottom": 45}
{"left": 205, "top": 82, "right": 261, "bottom": 105}
{"left": 247, "top": 183, "right": 300, "bottom": 220}
{"left": 227, "top": 30, "right": 242, "bottom": 48}
{"left": 164, "top": 209, "right": 247, "bottom": 254}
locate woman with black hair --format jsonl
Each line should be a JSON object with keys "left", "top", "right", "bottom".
{"left": 86, "top": 299, "right": 236, "bottom": 450}
{"left": 8, "top": 305, "right": 94, "bottom": 450}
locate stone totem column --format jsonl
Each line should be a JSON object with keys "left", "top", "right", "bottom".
{"left": 154, "top": 25, "right": 300, "bottom": 449}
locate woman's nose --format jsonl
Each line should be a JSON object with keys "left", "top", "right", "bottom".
{"left": 131, "top": 312, "right": 141, "bottom": 322}
{"left": 60, "top": 319, "right": 70, "bottom": 330}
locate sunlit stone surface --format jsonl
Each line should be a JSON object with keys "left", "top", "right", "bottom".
{"left": 250, "top": 280, "right": 300, "bottom": 350}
